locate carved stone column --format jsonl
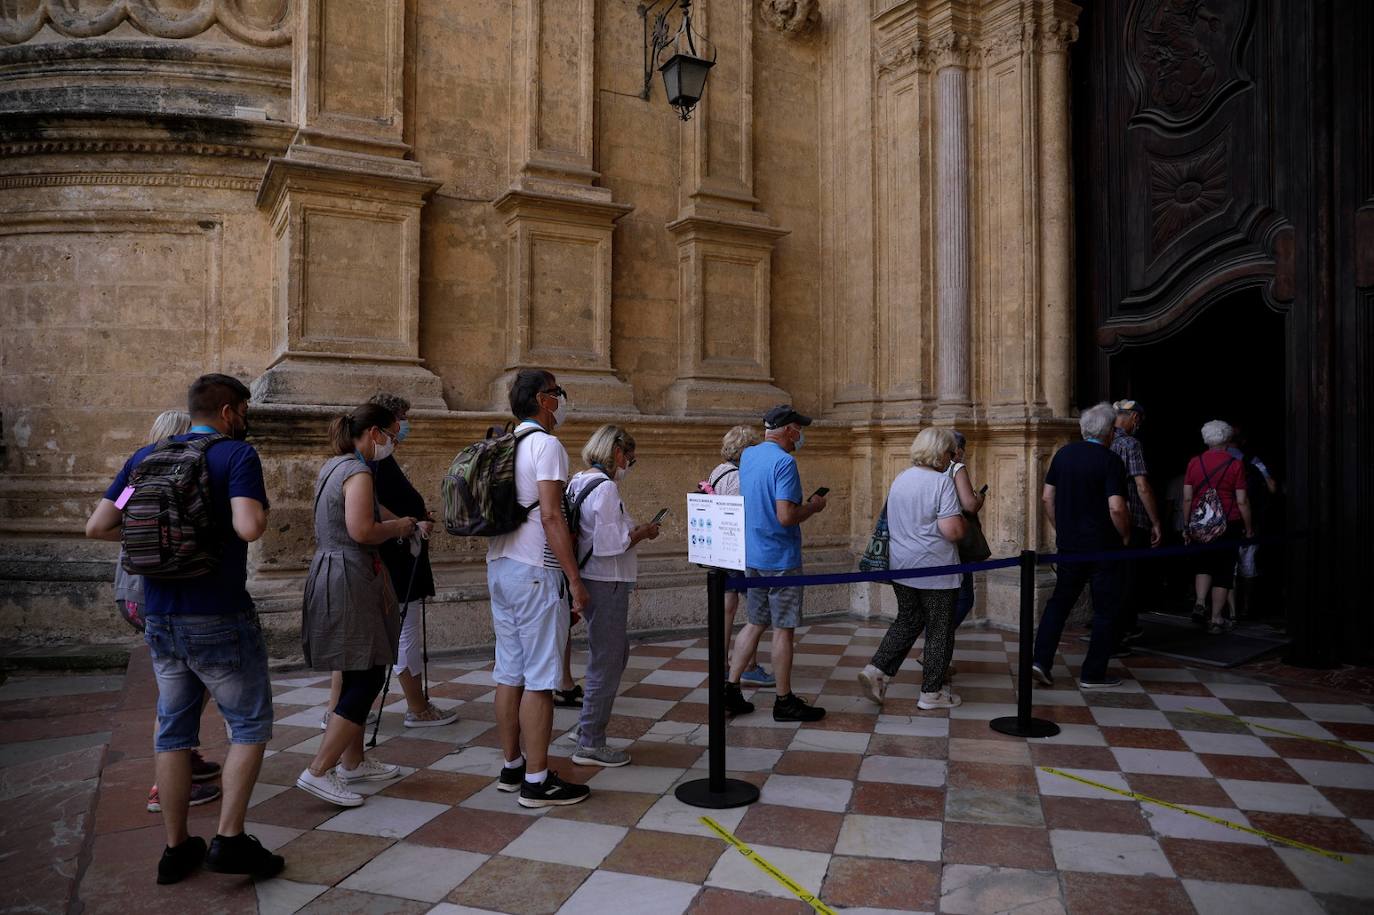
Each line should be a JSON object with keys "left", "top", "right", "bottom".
{"left": 666, "top": 0, "right": 791, "bottom": 415}
{"left": 491, "top": 0, "right": 637, "bottom": 411}
{"left": 1038, "top": 13, "right": 1078, "bottom": 418}
{"left": 253, "top": 0, "right": 445, "bottom": 408}
{"left": 934, "top": 56, "right": 972, "bottom": 414}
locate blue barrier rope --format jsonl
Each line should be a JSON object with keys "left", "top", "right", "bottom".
{"left": 724, "top": 555, "right": 1020, "bottom": 591}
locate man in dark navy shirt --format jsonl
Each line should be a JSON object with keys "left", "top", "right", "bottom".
{"left": 86, "top": 374, "right": 282, "bottom": 885}
{"left": 1031, "top": 402, "right": 1132, "bottom": 690}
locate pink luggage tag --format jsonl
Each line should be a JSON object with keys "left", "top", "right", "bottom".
{"left": 114, "top": 486, "right": 135, "bottom": 510}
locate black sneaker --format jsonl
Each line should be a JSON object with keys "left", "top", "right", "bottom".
{"left": 156, "top": 836, "right": 206, "bottom": 885}
{"left": 205, "top": 833, "right": 284, "bottom": 880}
{"left": 723, "top": 681, "right": 755, "bottom": 717}
{"left": 1121, "top": 627, "right": 1145, "bottom": 644}
{"left": 497, "top": 759, "right": 526, "bottom": 792}
{"left": 1077, "top": 676, "right": 1124, "bottom": 690}
{"left": 772, "top": 692, "right": 826, "bottom": 722}
{"left": 1110, "top": 646, "right": 1133, "bottom": 659}
{"left": 518, "top": 772, "right": 590, "bottom": 808}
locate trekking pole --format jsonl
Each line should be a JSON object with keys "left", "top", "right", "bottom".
{"left": 370, "top": 536, "right": 423, "bottom": 749}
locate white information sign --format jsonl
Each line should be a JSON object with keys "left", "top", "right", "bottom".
{"left": 686, "top": 494, "right": 747, "bottom": 571}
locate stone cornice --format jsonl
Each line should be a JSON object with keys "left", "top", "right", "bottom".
{"left": 0, "top": 172, "right": 260, "bottom": 191}
{"left": 491, "top": 188, "right": 634, "bottom": 226}
{"left": 255, "top": 155, "right": 442, "bottom": 210}
{"left": 665, "top": 209, "right": 790, "bottom": 245}
{"left": 0, "top": 115, "right": 294, "bottom": 161}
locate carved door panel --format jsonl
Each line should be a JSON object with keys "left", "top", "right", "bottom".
{"left": 1081, "top": 0, "right": 1291, "bottom": 351}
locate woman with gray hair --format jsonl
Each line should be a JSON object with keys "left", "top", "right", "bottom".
{"left": 1183, "top": 419, "right": 1253, "bottom": 633}
{"left": 564, "top": 424, "right": 660, "bottom": 767}
{"left": 705, "top": 424, "right": 771, "bottom": 687}
{"left": 859, "top": 427, "right": 967, "bottom": 710}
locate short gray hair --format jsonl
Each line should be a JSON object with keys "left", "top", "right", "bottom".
{"left": 910, "top": 427, "right": 957, "bottom": 470}
{"left": 1079, "top": 402, "right": 1116, "bottom": 441}
{"left": 1201, "top": 419, "right": 1233, "bottom": 448}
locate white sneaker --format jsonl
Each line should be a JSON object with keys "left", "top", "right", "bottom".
{"left": 857, "top": 664, "right": 888, "bottom": 705}
{"left": 917, "top": 687, "right": 962, "bottom": 710}
{"left": 295, "top": 768, "right": 364, "bottom": 807}
{"left": 336, "top": 756, "right": 402, "bottom": 783}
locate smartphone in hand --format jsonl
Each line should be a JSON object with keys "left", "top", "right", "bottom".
{"left": 650, "top": 508, "right": 670, "bottom": 525}
{"left": 978, "top": 484, "right": 989, "bottom": 495}
{"left": 810, "top": 487, "right": 830, "bottom": 500}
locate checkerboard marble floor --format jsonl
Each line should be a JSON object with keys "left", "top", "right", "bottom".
{"left": 82, "top": 621, "right": 1374, "bottom": 913}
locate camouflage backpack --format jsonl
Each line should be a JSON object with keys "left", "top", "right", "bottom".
{"left": 441, "top": 425, "right": 540, "bottom": 537}
{"left": 119, "top": 435, "right": 226, "bottom": 579}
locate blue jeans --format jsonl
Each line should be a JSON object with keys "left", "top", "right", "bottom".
{"left": 144, "top": 612, "right": 273, "bottom": 751}
{"left": 1033, "top": 560, "right": 1122, "bottom": 682}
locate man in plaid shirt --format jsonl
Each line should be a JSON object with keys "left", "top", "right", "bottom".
{"left": 1110, "top": 400, "right": 1162, "bottom": 648}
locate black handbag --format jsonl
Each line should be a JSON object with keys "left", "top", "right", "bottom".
{"left": 957, "top": 510, "right": 991, "bottom": 562}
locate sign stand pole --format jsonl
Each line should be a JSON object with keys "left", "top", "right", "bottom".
{"left": 675, "top": 568, "right": 760, "bottom": 809}
{"left": 991, "top": 550, "right": 1060, "bottom": 738}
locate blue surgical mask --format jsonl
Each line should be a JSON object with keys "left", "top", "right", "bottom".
{"left": 794, "top": 430, "right": 806, "bottom": 450}
{"left": 396, "top": 420, "right": 411, "bottom": 443}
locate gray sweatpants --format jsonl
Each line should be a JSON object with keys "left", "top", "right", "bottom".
{"left": 577, "top": 579, "right": 632, "bottom": 748}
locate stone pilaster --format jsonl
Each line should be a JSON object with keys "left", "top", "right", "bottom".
{"left": 1037, "top": 10, "right": 1078, "bottom": 418}
{"left": 666, "top": 0, "right": 791, "bottom": 415}
{"left": 252, "top": 0, "right": 446, "bottom": 408}
{"left": 493, "top": 0, "right": 637, "bottom": 411}
{"left": 934, "top": 62, "right": 972, "bottom": 414}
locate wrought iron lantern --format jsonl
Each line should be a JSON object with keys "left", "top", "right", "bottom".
{"left": 640, "top": 0, "right": 716, "bottom": 120}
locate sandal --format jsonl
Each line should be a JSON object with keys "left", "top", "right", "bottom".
{"left": 1207, "top": 621, "right": 1223, "bottom": 635}
{"left": 553, "top": 685, "right": 584, "bottom": 708}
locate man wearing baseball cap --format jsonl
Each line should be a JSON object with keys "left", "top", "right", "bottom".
{"left": 1110, "top": 399, "right": 1162, "bottom": 649}
{"left": 722, "top": 404, "right": 827, "bottom": 722}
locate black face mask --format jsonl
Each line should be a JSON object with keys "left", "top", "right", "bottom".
{"left": 228, "top": 408, "right": 249, "bottom": 441}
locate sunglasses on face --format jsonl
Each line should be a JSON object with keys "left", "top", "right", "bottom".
{"left": 541, "top": 385, "right": 567, "bottom": 399}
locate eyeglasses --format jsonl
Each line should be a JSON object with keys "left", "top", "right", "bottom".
{"left": 541, "top": 385, "right": 567, "bottom": 399}
{"left": 626, "top": 455, "right": 637, "bottom": 468}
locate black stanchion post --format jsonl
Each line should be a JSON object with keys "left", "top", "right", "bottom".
{"left": 990, "top": 549, "right": 1060, "bottom": 738}
{"left": 675, "top": 568, "right": 760, "bottom": 809}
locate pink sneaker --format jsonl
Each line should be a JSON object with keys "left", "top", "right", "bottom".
{"left": 147, "top": 782, "right": 222, "bottom": 813}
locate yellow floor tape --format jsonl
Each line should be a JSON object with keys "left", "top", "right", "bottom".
{"left": 1182, "top": 706, "right": 1374, "bottom": 758}
{"left": 1039, "top": 766, "right": 1348, "bottom": 862}
{"left": 700, "top": 816, "right": 838, "bottom": 915}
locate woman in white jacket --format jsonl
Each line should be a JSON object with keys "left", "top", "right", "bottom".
{"left": 565, "top": 425, "right": 660, "bottom": 768}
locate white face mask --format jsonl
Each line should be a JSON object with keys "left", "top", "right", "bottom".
{"left": 551, "top": 394, "right": 567, "bottom": 428}
{"left": 372, "top": 431, "right": 395, "bottom": 462}
{"left": 615, "top": 464, "right": 629, "bottom": 482}
{"left": 793, "top": 429, "right": 805, "bottom": 450}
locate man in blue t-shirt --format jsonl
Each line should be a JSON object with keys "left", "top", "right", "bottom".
{"left": 1031, "top": 402, "right": 1132, "bottom": 692}
{"left": 724, "top": 405, "right": 828, "bottom": 723}
{"left": 85, "top": 374, "right": 282, "bottom": 885}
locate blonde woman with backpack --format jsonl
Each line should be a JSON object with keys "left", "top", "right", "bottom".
{"left": 564, "top": 424, "right": 660, "bottom": 767}
{"left": 1183, "top": 420, "right": 1253, "bottom": 634}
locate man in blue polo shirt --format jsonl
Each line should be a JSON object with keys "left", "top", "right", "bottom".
{"left": 86, "top": 374, "right": 282, "bottom": 885}
{"left": 724, "top": 405, "right": 828, "bottom": 722}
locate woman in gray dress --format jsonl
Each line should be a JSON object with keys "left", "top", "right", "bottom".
{"left": 294, "top": 403, "right": 418, "bottom": 808}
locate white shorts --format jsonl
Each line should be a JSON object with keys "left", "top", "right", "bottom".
{"left": 393, "top": 602, "right": 423, "bottom": 677}
{"left": 487, "top": 557, "right": 568, "bottom": 691}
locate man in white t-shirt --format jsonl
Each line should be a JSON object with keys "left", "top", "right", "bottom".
{"left": 486, "top": 369, "right": 591, "bottom": 808}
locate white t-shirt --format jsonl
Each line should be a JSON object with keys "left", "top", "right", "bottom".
{"left": 567, "top": 469, "right": 637, "bottom": 582}
{"left": 486, "top": 421, "right": 569, "bottom": 568}
{"left": 706, "top": 462, "right": 741, "bottom": 496}
{"left": 886, "top": 466, "right": 962, "bottom": 590}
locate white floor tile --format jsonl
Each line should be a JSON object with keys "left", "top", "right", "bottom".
{"left": 636, "top": 793, "right": 748, "bottom": 837}
{"left": 242, "top": 822, "right": 303, "bottom": 851}
{"left": 429, "top": 745, "right": 507, "bottom": 775}
{"left": 255, "top": 878, "right": 329, "bottom": 915}
{"left": 1206, "top": 683, "right": 1285, "bottom": 702}
{"left": 317, "top": 795, "right": 448, "bottom": 839}
{"left": 1287, "top": 758, "right": 1374, "bottom": 790}
{"left": 721, "top": 746, "right": 784, "bottom": 771}
{"left": 705, "top": 841, "right": 830, "bottom": 899}
{"left": 1276, "top": 849, "right": 1374, "bottom": 899}
{"left": 640, "top": 669, "right": 708, "bottom": 688}
{"left": 1029, "top": 690, "right": 1087, "bottom": 707}
{"left": 458, "top": 781, "right": 550, "bottom": 817}
{"left": 1035, "top": 768, "right": 1133, "bottom": 801}
{"left": 587, "top": 765, "right": 688, "bottom": 794}
{"left": 1110, "top": 747, "right": 1209, "bottom": 778}
{"left": 1245, "top": 718, "right": 1336, "bottom": 740}
{"left": 1179, "top": 731, "right": 1277, "bottom": 757}
{"left": 1292, "top": 703, "right": 1374, "bottom": 724}
{"left": 1150, "top": 695, "right": 1231, "bottom": 714}
{"left": 1127, "top": 668, "right": 1198, "bottom": 682}
{"left": 874, "top": 715, "right": 950, "bottom": 738}
{"left": 760, "top": 774, "right": 854, "bottom": 811}
{"left": 558, "top": 870, "right": 701, "bottom": 915}
{"left": 272, "top": 687, "right": 337, "bottom": 706}
{"left": 1031, "top": 724, "right": 1106, "bottom": 747}
{"left": 1049, "top": 830, "right": 1174, "bottom": 877}
{"left": 339, "top": 842, "right": 486, "bottom": 901}
{"left": 500, "top": 817, "right": 627, "bottom": 869}
{"left": 835, "top": 814, "right": 941, "bottom": 861}
{"left": 1182, "top": 881, "right": 1325, "bottom": 915}
{"left": 788, "top": 728, "right": 871, "bottom": 754}
{"left": 612, "top": 697, "right": 679, "bottom": 719}
{"left": 857, "top": 755, "right": 946, "bottom": 788}
{"left": 941, "top": 864, "right": 1064, "bottom": 915}
{"left": 1089, "top": 708, "right": 1171, "bottom": 729}
{"left": 1140, "top": 805, "right": 1265, "bottom": 845}
{"left": 949, "top": 703, "right": 1018, "bottom": 721}
{"left": 248, "top": 782, "right": 290, "bottom": 808}
{"left": 1218, "top": 779, "right": 1343, "bottom": 817}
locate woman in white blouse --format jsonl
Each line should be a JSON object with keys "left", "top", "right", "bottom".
{"left": 565, "top": 425, "right": 660, "bottom": 767}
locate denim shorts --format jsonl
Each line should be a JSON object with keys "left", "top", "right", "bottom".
{"left": 487, "top": 557, "right": 568, "bottom": 692}
{"left": 144, "top": 612, "right": 274, "bottom": 751}
{"left": 745, "top": 567, "right": 804, "bottom": 629}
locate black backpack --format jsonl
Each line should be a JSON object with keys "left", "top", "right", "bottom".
{"left": 564, "top": 472, "right": 612, "bottom": 569}
{"left": 120, "top": 435, "right": 226, "bottom": 580}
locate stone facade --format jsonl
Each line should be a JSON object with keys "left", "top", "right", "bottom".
{"left": 0, "top": 0, "right": 1080, "bottom": 652}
